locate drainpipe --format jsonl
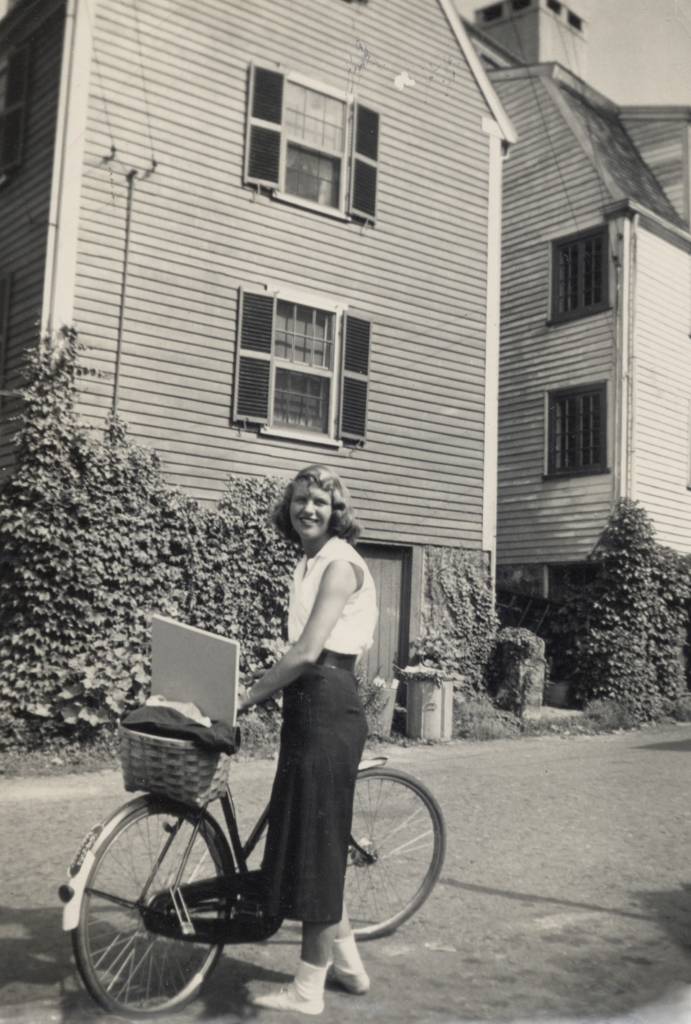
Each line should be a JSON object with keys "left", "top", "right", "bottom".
{"left": 41, "top": 0, "right": 93, "bottom": 336}
{"left": 625, "top": 214, "right": 639, "bottom": 501}
{"left": 111, "top": 169, "right": 137, "bottom": 416}
{"left": 613, "top": 216, "right": 630, "bottom": 500}
{"left": 481, "top": 116, "right": 505, "bottom": 588}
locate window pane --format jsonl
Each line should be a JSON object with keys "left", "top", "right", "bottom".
{"left": 556, "top": 234, "right": 605, "bottom": 317}
{"left": 558, "top": 243, "right": 579, "bottom": 313}
{"left": 313, "top": 310, "right": 333, "bottom": 369}
{"left": 275, "top": 300, "right": 292, "bottom": 359}
{"left": 583, "top": 237, "right": 603, "bottom": 307}
{"left": 274, "top": 368, "right": 329, "bottom": 433}
{"left": 275, "top": 303, "right": 334, "bottom": 370}
{"left": 285, "top": 82, "right": 345, "bottom": 152}
{"left": 294, "top": 305, "right": 313, "bottom": 363}
{"left": 551, "top": 389, "right": 603, "bottom": 472}
{"left": 286, "top": 144, "right": 340, "bottom": 207}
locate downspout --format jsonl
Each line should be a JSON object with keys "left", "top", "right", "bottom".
{"left": 613, "top": 215, "right": 631, "bottom": 501}
{"left": 112, "top": 169, "right": 137, "bottom": 416}
{"left": 481, "top": 117, "right": 505, "bottom": 586}
{"left": 41, "top": 0, "right": 92, "bottom": 335}
{"left": 612, "top": 219, "right": 627, "bottom": 500}
{"left": 625, "top": 214, "right": 639, "bottom": 501}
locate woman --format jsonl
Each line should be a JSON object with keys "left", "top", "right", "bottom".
{"left": 239, "top": 463, "right": 378, "bottom": 1017}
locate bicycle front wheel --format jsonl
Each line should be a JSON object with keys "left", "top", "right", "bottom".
{"left": 347, "top": 767, "right": 446, "bottom": 940}
{"left": 72, "top": 797, "right": 233, "bottom": 1017}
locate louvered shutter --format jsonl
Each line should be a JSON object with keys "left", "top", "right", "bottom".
{"left": 339, "top": 313, "right": 371, "bottom": 443}
{"left": 232, "top": 289, "right": 274, "bottom": 425}
{"left": 244, "top": 65, "right": 283, "bottom": 189}
{"left": 348, "top": 105, "right": 379, "bottom": 222}
{"left": 0, "top": 47, "right": 30, "bottom": 173}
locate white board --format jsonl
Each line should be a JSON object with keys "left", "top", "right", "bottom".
{"left": 150, "top": 615, "right": 239, "bottom": 725}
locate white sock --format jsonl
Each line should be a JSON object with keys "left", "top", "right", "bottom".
{"left": 332, "top": 933, "right": 366, "bottom": 976}
{"left": 294, "top": 960, "right": 327, "bottom": 1002}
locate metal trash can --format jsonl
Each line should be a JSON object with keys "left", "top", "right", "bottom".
{"left": 400, "top": 667, "right": 453, "bottom": 741}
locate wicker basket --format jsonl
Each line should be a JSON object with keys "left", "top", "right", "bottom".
{"left": 119, "top": 724, "right": 231, "bottom": 806}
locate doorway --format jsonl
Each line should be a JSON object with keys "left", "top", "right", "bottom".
{"left": 357, "top": 543, "right": 412, "bottom": 683}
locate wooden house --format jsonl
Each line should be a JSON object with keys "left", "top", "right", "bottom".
{"left": 0, "top": 0, "right": 515, "bottom": 680}
{"left": 465, "top": 0, "right": 691, "bottom": 604}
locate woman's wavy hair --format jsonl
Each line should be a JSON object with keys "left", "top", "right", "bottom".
{"left": 272, "top": 464, "right": 362, "bottom": 545}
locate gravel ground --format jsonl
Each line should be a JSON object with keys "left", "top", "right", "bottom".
{"left": 2, "top": 725, "right": 691, "bottom": 1024}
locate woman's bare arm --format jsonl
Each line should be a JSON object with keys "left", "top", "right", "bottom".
{"left": 239, "top": 560, "right": 360, "bottom": 709}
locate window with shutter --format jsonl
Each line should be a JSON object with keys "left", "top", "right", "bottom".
{"left": 0, "top": 46, "right": 30, "bottom": 176}
{"left": 244, "top": 64, "right": 379, "bottom": 223}
{"left": 551, "top": 227, "right": 609, "bottom": 322}
{"left": 233, "top": 287, "right": 372, "bottom": 445}
{"left": 546, "top": 382, "right": 607, "bottom": 476}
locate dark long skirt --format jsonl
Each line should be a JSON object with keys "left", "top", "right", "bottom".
{"left": 261, "top": 663, "right": 368, "bottom": 924}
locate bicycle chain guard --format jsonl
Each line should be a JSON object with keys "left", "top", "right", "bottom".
{"left": 142, "top": 869, "right": 282, "bottom": 944}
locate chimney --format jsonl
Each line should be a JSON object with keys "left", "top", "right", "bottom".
{"left": 474, "top": 0, "right": 588, "bottom": 79}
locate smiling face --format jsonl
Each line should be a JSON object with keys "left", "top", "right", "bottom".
{"left": 289, "top": 479, "right": 333, "bottom": 554}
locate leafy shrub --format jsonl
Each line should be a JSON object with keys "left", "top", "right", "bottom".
{"left": 0, "top": 329, "right": 296, "bottom": 747}
{"left": 452, "top": 692, "right": 520, "bottom": 741}
{"left": 582, "top": 699, "right": 639, "bottom": 732}
{"left": 550, "top": 500, "right": 691, "bottom": 722}
{"left": 236, "top": 703, "right": 282, "bottom": 755}
{"left": 415, "top": 547, "right": 499, "bottom": 688}
{"left": 488, "top": 627, "right": 545, "bottom": 716}
{"left": 357, "top": 674, "right": 398, "bottom": 738}
{"left": 667, "top": 694, "right": 691, "bottom": 722}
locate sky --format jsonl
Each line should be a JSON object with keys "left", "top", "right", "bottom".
{"left": 454, "top": 0, "right": 691, "bottom": 106}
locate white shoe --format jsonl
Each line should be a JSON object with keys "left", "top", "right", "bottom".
{"left": 328, "top": 963, "right": 370, "bottom": 995}
{"left": 251, "top": 983, "right": 324, "bottom": 1016}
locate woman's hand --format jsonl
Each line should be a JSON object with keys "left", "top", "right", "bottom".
{"left": 237, "top": 683, "right": 252, "bottom": 715}
{"left": 237, "top": 668, "right": 269, "bottom": 714}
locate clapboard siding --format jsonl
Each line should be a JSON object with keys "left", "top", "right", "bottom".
{"left": 0, "top": 3, "right": 65, "bottom": 475}
{"left": 621, "top": 116, "right": 688, "bottom": 225}
{"left": 492, "top": 73, "right": 615, "bottom": 567}
{"left": 631, "top": 226, "right": 691, "bottom": 553}
{"left": 69, "top": 0, "right": 497, "bottom": 548}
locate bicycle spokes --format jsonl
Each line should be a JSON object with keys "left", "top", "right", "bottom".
{"left": 75, "top": 805, "right": 228, "bottom": 1013}
{"left": 346, "top": 768, "right": 445, "bottom": 939}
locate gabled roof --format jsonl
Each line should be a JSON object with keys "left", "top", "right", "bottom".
{"left": 490, "top": 63, "right": 687, "bottom": 231}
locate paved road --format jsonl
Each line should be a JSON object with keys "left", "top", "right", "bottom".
{"left": 2, "top": 725, "right": 691, "bottom": 1024}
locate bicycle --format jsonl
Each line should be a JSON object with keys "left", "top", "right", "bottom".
{"left": 60, "top": 736, "right": 446, "bottom": 1018}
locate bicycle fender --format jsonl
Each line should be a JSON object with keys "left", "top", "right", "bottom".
{"left": 358, "top": 756, "right": 388, "bottom": 771}
{"left": 60, "top": 794, "right": 153, "bottom": 931}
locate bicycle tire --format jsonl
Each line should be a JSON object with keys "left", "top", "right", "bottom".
{"left": 72, "top": 796, "right": 233, "bottom": 1017}
{"left": 347, "top": 766, "right": 446, "bottom": 940}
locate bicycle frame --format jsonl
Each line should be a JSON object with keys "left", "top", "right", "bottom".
{"left": 60, "top": 755, "right": 389, "bottom": 937}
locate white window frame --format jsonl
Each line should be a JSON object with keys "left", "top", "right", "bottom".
{"left": 272, "top": 71, "right": 351, "bottom": 218}
{"left": 259, "top": 283, "right": 345, "bottom": 446}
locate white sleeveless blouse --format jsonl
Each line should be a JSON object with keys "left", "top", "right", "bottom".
{"left": 287, "top": 537, "right": 378, "bottom": 656}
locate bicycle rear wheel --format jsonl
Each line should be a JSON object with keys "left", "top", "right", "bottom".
{"left": 347, "top": 767, "right": 445, "bottom": 939}
{"left": 73, "top": 797, "right": 233, "bottom": 1017}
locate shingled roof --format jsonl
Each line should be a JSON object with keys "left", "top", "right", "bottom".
{"left": 466, "top": 17, "right": 687, "bottom": 233}
{"left": 555, "top": 78, "right": 687, "bottom": 229}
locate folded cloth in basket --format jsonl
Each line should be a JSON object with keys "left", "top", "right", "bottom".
{"left": 121, "top": 706, "right": 239, "bottom": 754}
{"left": 145, "top": 694, "right": 212, "bottom": 727}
